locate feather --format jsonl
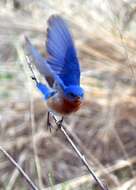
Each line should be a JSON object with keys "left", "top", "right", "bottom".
{"left": 46, "top": 15, "right": 80, "bottom": 86}
{"left": 25, "top": 36, "right": 64, "bottom": 89}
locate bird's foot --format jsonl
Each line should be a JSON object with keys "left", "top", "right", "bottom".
{"left": 56, "top": 117, "right": 64, "bottom": 130}
{"left": 47, "top": 112, "right": 64, "bottom": 132}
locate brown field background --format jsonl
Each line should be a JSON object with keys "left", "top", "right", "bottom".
{"left": 0, "top": 0, "right": 136, "bottom": 189}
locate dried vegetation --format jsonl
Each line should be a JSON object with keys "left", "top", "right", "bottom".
{"left": 0, "top": 0, "right": 136, "bottom": 190}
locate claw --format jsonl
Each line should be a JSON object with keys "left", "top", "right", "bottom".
{"left": 56, "top": 117, "right": 64, "bottom": 131}
{"left": 47, "top": 112, "right": 64, "bottom": 132}
{"left": 57, "top": 117, "right": 63, "bottom": 126}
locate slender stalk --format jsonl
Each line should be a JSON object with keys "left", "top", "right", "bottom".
{"left": 25, "top": 55, "right": 39, "bottom": 84}
{"left": 52, "top": 114, "right": 109, "bottom": 190}
{"left": 0, "top": 146, "right": 40, "bottom": 190}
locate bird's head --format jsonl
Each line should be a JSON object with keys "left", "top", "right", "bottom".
{"left": 64, "top": 85, "right": 84, "bottom": 101}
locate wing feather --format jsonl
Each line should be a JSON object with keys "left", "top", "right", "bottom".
{"left": 25, "top": 37, "right": 64, "bottom": 88}
{"left": 46, "top": 15, "right": 80, "bottom": 86}
{"left": 25, "top": 15, "right": 80, "bottom": 88}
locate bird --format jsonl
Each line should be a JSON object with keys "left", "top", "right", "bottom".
{"left": 25, "top": 15, "right": 84, "bottom": 129}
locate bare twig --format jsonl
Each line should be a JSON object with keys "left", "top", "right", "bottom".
{"left": 51, "top": 114, "right": 109, "bottom": 190}
{"left": 6, "top": 151, "right": 26, "bottom": 190}
{"left": 25, "top": 55, "right": 39, "bottom": 84}
{"left": 23, "top": 54, "right": 43, "bottom": 188}
{"left": 0, "top": 146, "right": 40, "bottom": 190}
{"left": 30, "top": 89, "right": 44, "bottom": 189}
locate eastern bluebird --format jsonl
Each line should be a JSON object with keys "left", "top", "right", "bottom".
{"left": 25, "top": 15, "right": 84, "bottom": 128}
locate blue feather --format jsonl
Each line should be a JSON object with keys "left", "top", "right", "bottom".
{"left": 36, "top": 82, "right": 55, "bottom": 99}
{"left": 25, "top": 15, "right": 80, "bottom": 88}
{"left": 25, "top": 37, "right": 65, "bottom": 89}
{"left": 46, "top": 15, "right": 80, "bottom": 86}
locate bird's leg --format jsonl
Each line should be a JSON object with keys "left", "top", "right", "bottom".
{"left": 47, "top": 111, "right": 53, "bottom": 132}
{"left": 47, "top": 112, "right": 64, "bottom": 131}
{"left": 56, "top": 117, "right": 64, "bottom": 129}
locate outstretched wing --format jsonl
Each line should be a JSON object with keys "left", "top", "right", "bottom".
{"left": 46, "top": 15, "right": 80, "bottom": 86}
{"left": 25, "top": 37, "right": 65, "bottom": 89}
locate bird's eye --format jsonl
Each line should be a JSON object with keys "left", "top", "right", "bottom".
{"left": 68, "top": 93, "right": 75, "bottom": 97}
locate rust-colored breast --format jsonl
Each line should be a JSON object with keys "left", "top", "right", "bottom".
{"left": 47, "top": 95, "right": 82, "bottom": 115}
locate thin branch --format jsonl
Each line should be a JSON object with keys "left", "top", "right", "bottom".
{"left": 30, "top": 91, "right": 44, "bottom": 189}
{"left": 17, "top": 50, "right": 43, "bottom": 188}
{"left": 0, "top": 146, "right": 40, "bottom": 190}
{"left": 6, "top": 151, "right": 26, "bottom": 190}
{"left": 51, "top": 114, "right": 109, "bottom": 190}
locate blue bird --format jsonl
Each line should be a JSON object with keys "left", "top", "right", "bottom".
{"left": 25, "top": 15, "right": 84, "bottom": 128}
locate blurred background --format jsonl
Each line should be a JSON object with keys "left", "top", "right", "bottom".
{"left": 0, "top": 0, "right": 136, "bottom": 189}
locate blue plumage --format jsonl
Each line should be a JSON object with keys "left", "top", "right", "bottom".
{"left": 25, "top": 15, "right": 84, "bottom": 108}
{"left": 25, "top": 36, "right": 65, "bottom": 89}
{"left": 46, "top": 15, "right": 80, "bottom": 86}
{"left": 36, "top": 83, "right": 54, "bottom": 99}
